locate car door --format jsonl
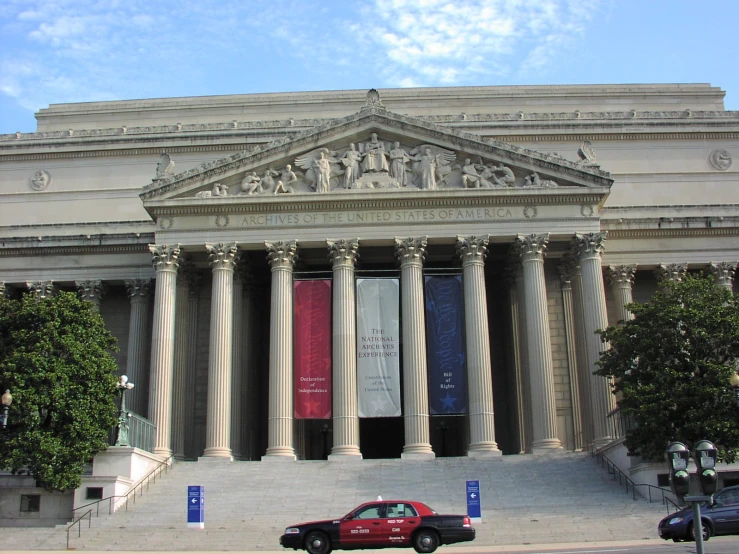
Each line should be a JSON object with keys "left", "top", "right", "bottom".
{"left": 339, "top": 503, "right": 385, "bottom": 547}
{"left": 380, "top": 502, "right": 421, "bottom": 546}
{"left": 709, "top": 488, "right": 739, "bottom": 535}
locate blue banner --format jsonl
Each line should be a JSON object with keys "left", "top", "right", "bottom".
{"left": 425, "top": 275, "right": 467, "bottom": 415}
{"left": 466, "top": 480, "right": 481, "bottom": 522}
{"left": 187, "top": 485, "right": 204, "bottom": 529}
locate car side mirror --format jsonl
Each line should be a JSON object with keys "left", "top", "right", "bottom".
{"left": 344, "top": 515, "right": 354, "bottom": 521}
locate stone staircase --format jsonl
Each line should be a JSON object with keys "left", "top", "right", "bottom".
{"left": 2, "top": 452, "right": 668, "bottom": 551}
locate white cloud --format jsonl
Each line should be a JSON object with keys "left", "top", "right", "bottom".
{"left": 0, "top": 0, "right": 606, "bottom": 126}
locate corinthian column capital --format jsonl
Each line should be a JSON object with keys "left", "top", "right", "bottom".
{"left": 515, "top": 233, "right": 549, "bottom": 263}
{"left": 573, "top": 232, "right": 607, "bottom": 260}
{"left": 558, "top": 255, "right": 578, "bottom": 286}
{"left": 76, "top": 279, "right": 106, "bottom": 305}
{"left": 265, "top": 241, "right": 298, "bottom": 270}
{"left": 456, "top": 235, "right": 489, "bottom": 266}
{"left": 149, "top": 244, "right": 181, "bottom": 272}
{"left": 607, "top": 265, "right": 638, "bottom": 287}
{"left": 206, "top": 242, "right": 240, "bottom": 270}
{"left": 27, "top": 281, "right": 54, "bottom": 299}
{"left": 125, "top": 278, "right": 153, "bottom": 300}
{"left": 327, "top": 239, "right": 360, "bottom": 268}
{"left": 394, "top": 237, "right": 427, "bottom": 268}
{"left": 708, "top": 261, "right": 737, "bottom": 289}
{"left": 656, "top": 263, "right": 688, "bottom": 282}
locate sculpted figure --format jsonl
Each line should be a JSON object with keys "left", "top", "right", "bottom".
{"left": 488, "top": 164, "right": 515, "bottom": 187}
{"left": 313, "top": 152, "right": 332, "bottom": 193}
{"left": 577, "top": 141, "right": 598, "bottom": 166}
{"left": 261, "top": 168, "right": 280, "bottom": 192}
{"left": 524, "top": 172, "right": 558, "bottom": 188}
{"left": 240, "top": 172, "right": 262, "bottom": 195}
{"left": 195, "top": 182, "right": 228, "bottom": 198}
{"left": 410, "top": 145, "right": 455, "bottom": 190}
{"left": 294, "top": 147, "right": 340, "bottom": 193}
{"left": 340, "top": 144, "right": 363, "bottom": 188}
{"left": 274, "top": 165, "right": 297, "bottom": 194}
{"left": 461, "top": 159, "right": 485, "bottom": 188}
{"left": 389, "top": 142, "right": 410, "bottom": 186}
{"left": 361, "top": 133, "right": 389, "bottom": 173}
{"left": 30, "top": 169, "right": 51, "bottom": 191}
{"left": 416, "top": 148, "right": 437, "bottom": 190}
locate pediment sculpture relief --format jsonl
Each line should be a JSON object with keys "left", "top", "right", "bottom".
{"left": 187, "top": 133, "right": 571, "bottom": 198}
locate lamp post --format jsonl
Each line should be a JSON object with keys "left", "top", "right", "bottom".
{"left": 1, "top": 389, "right": 12, "bottom": 429}
{"left": 114, "top": 376, "right": 134, "bottom": 447}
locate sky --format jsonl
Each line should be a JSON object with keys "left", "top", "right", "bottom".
{"left": 1, "top": 0, "right": 737, "bottom": 134}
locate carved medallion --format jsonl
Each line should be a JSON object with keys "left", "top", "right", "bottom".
{"left": 30, "top": 169, "right": 51, "bottom": 191}
{"left": 709, "top": 149, "right": 732, "bottom": 171}
{"left": 215, "top": 215, "right": 230, "bottom": 228}
{"left": 523, "top": 205, "right": 538, "bottom": 219}
{"left": 158, "top": 217, "right": 174, "bottom": 230}
{"left": 580, "top": 204, "right": 595, "bottom": 217}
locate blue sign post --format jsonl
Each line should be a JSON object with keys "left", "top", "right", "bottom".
{"left": 466, "top": 480, "right": 481, "bottom": 523}
{"left": 187, "top": 485, "right": 205, "bottom": 529}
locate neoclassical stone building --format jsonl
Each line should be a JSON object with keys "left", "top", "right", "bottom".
{"left": 0, "top": 85, "right": 737, "bottom": 462}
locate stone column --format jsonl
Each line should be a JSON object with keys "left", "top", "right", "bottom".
{"left": 515, "top": 234, "right": 561, "bottom": 451}
{"left": 27, "top": 281, "right": 54, "bottom": 299}
{"left": 656, "top": 263, "right": 688, "bottom": 283}
{"left": 171, "top": 261, "right": 193, "bottom": 460}
{"left": 574, "top": 233, "right": 615, "bottom": 449}
{"left": 327, "top": 239, "right": 362, "bottom": 459}
{"left": 124, "top": 279, "right": 153, "bottom": 417}
{"left": 202, "top": 242, "right": 240, "bottom": 459}
{"left": 456, "top": 236, "right": 500, "bottom": 457}
{"left": 148, "top": 244, "right": 181, "bottom": 458}
{"left": 184, "top": 273, "right": 202, "bottom": 458}
{"left": 607, "top": 265, "right": 637, "bottom": 324}
{"left": 230, "top": 262, "right": 246, "bottom": 460}
{"left": 708, "top": 262, "right": 737, "bottom": 291}
{"left": 395, "top": 237, "right": 434, "bottom": 459}
{"left": 264, "top": 241, "right": 298, "bottom": 460}
{"left": 242, "top": 275, "right": 258, "bottom": 460}
{"left": 559, "top": 258, "right": 583, "bottom": 452}
{"left": 504, "top": 264, "right": 526, "bottom": 454}
{"left": 571, "top": 264, "right": 593, "bottom": 447}
{"left": 76, "top": 279, "right": 105, "bottom": 310}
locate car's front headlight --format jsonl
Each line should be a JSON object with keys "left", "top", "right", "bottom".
{"left": 285, "top": 528, "right": 301, "bottom": 534}
{"left": 668, "top": 517, "right": 684, "bottom": 525}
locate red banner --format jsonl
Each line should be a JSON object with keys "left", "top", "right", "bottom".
{"left": 294, "top": 280, "right": 332, "bottom": 419}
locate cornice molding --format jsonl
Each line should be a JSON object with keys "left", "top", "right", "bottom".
{"left": 606, "top": 227, "right": 739, "bottom": 239}
{"left": 0, "top": 243, "right": 153, "bottom": 258}
{"left": 144, "top": 189, "right": 608, "bottom": 218}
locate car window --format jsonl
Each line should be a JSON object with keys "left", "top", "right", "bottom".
{"left": 354, "top": 505, "right": 381, "bottom": 519}
{"left": 385, "top": 503, "right": 418, "bottom": 518}
{"left": 721, "top": 489, "right": 739, "bottom": 506}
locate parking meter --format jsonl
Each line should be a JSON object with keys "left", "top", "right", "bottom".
{"left": 693, "top": 440, "right": 718, "bottom": 496}
{"left": 666, "top": 442, "right": 691, "bottom": 498}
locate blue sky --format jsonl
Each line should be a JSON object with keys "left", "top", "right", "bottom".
{"left": 1, "top": 0, "right": 737, "bottom": 134}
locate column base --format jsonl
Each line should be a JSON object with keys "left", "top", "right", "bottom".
{"left": 401, "top": 444, "right": 435, "bottom": 460}
{"left": 198, "top": 455, "right": 233, "bottom": 462}
{"left": 152, "top": 447, "right": 173, "bottom": 458}
{"left": 264, "top": 445, "right": 296, "bottom": 459}
{"left": 531, "top": 438, "right": 564, "bottom": 454}
{"left": 467, "top": 445, "right": 502, "bottom": 458}
{"left": 328, "top": 446, "right": 362, "bottom": 460}
{"left": 201, "top": 447, "right": 234, "bottom": 459}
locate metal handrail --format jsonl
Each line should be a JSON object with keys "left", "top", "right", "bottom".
{"left": 590, "top": 445, "right": 680, "bottom": 514}
{"left": 65, "top": 509, "right": 92, "bottom": 549}
{"left": 67, "top": 454, "right": 174, "bottom": 544}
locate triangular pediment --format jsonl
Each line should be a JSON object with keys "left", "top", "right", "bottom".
{"left": 141, "top": 98, "right": 612, "bottom": 205}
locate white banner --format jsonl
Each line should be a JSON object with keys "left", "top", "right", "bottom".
{"left": 356, "top": 278, "right": 402, "bottom": 417}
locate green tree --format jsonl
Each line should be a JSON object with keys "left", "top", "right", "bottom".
{"left": 596, "top": 274, "right": 739, "bottom": 463}
{"left": 0, "top": 291, "right": 119, "bottom": 491}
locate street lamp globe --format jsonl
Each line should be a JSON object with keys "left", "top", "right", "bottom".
{"left": 729, "top": 371, "right": 739, "bottom": 407}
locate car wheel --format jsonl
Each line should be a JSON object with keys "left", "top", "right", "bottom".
{"left": 304, "top": 531, "right": 331, "bottom": 554}
{"left": 413, "top": 529, "right": 439, "bottom": 554}
{"left": 689, "top": 521, "right": 711, "bottom": 542}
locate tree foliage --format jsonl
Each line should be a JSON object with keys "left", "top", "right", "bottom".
{"left": 596, "top": 274, "right": 739, "bottom": 463}
{"left": 0, "top": 291, "right": 119, "bottom": 491}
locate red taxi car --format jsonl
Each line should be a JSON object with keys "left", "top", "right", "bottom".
{"left": 280, "top": 500, "right": 474, "bottom": 554}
